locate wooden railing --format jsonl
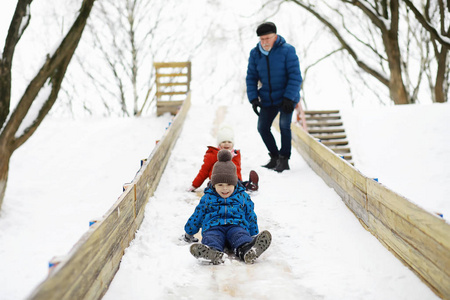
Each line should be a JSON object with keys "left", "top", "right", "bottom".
{"left": 289, "top": 122, "right": 450, "bottom": 299}
{"left": 27, "top": 92, "right": 192, "bottom": 300}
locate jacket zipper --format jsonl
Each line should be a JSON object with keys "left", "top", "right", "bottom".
{"left": 265, "top": 55, "right": 273, "bottom": 105}
{"left": 224, "top": 197, "right": 227, "bottom": 224}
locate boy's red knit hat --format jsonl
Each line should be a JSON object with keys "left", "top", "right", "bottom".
{"left": 211, "top": 150, "right": 238, "bottom": 186}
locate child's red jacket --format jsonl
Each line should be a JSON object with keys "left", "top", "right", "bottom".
{"left": 192, "top": 146, "right": 242, "bottom": 189}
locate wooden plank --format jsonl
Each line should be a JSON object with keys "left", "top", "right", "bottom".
{"left": 305, "top": 116, "right": 341, "bottom": 121}
{"left": 321, "top": 140, "right": 348, "bottom": 146}
{"left": 306, "top": 121, "right": 343, "bottom": 127}
{"left": 156, "top": 100, "right": 184, "bottom": 116}
{"left": 154, "top": 62, "right": 191, "bottom": 68}
{"left": 304, "top": 110, "right": 340, "bottom": 114}
{"left": 291, "top": 130, "right": 368, "bottom": 224}
{"left": 291, "top": 124, "right": 368, "bottom": 222}
{"left": 368, "top": 212, "right": 450, "bottom": 298}
{"left": 308, "top": 128, "right": 345, "bottom": 134}
{"left": 136, "top": 92, "right": 191, "bottom": 215}
{"left": 311, "top": 134, "right": 347, "bottom": 140}
{"left": 28, "top": 186, "right": 137, "bottom": 299}
{"left": 155, "top": 73, "right": 188, "bottom": 78}
{"left": 368, "top": 194, "right": 450, "bottom": 277}
{"left": 329, "top": 147, "right": 351, "bottom": 153}
{"left": 158, "top": 82, "right": 188, "bottom": 87}
{"left": 156, "top": 91, "right": 187, "bottom": 97}
{"left": 367, "top": 179, "right": 450, "bottom": 251}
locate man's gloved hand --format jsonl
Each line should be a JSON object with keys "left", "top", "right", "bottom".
{"left": 281, "top": 98, "right": 295, "bottom": 113}
{"left": 187, "top": 186, "right": 196, "bottom": 192}
{"left": 251, "top": 99, "right": 260, "bottom": 116}
{"left": 183, "top": 233, "right": 199, "bottom": 243}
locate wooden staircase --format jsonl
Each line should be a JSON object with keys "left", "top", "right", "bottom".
{"left": 298, "top": 109, "right": 354, "bottom": 165}
{"left": 154, "top": 62, "right": 191, "bottom": 116}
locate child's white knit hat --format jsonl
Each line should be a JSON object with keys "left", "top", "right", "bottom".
{"left": 217, "top": 125, "right": 234, "bottom": 145}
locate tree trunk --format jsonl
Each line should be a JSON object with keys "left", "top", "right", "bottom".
{"left": 0, "top": 0, "right": 96, "bottom": 210}
{"left": 435, "top": 48, "right": 448, "bottom": 103}
{"left": 383, "top": 0, "right": 410, "bottom": 105}
{"left": 385, "top": 37, "right": 410, "bottom": 104}
{"left": 0, "top": 147, "right": 12, "bottom": 211}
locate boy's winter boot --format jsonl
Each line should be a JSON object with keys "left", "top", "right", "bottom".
{"left": 274, "top": 156, "right": 290, "bottom": 173}
{"left": 190, "top": 243, "right": 224, "bottom": 265}
{"left": 262, "top": 153, "right": 278, "bottom": 169}
{"left": 245, "top": 170, "right": 259, "bottom": 191}
{"left": 236, "top": 230, "right": 272, "bottom": 264}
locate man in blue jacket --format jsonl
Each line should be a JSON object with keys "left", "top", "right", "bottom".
{"left": 246, "top": 22, "right": 302, "bottom": 172}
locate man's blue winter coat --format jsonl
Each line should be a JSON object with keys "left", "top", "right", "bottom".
{"left": 246, "top": 35, "right": 302, "bottom": 107}
{"left": 184, "top": 185, "right": 259, "bottom": 236}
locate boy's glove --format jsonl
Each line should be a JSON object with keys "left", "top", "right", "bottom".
{"left": 183, "top": 233, "right": 199, "bottom": 243}
{"left": 281, "top": 98, "right": 294, "bottom": 113}
{"left": 251, "top": 99, "right": 260, "bottom": 116}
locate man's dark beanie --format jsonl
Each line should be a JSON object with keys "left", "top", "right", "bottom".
{"left": 257, "top": 22, "right": 277, "bottom": 36}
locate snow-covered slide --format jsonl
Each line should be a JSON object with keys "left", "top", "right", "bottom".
{"left": 103, "top": 104, "right": 440, "bottom": 299}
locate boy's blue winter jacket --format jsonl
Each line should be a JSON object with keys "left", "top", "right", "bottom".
{"left": 246, "top": 35, "right": 302, "bottom": 107}
{"left": 184, "top": 184, "right": 259, "bottom": 236}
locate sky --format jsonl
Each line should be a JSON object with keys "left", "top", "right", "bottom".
{"left": 0, "top": 1, "right": 449, "bottom": 299}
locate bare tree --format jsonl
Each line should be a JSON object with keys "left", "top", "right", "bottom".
{"left": 403, "top": 0, "right": 449, "bottom": 103}
{"left": 282, "top": 0, "right": 449, "bottom": 105}
{"left": 68, "top": 0, "right": 186, "bottom": 117}
{"left": 0, "top": 0, "right": 96, "bottom": 210}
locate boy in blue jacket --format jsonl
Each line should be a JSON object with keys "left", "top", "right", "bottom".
{"left": 183, "top": 149, "right": 271, "bottom": 264}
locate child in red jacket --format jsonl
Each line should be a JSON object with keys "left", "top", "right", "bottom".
{"left": 188, "top": 125, "right": 259, "bottom": 192}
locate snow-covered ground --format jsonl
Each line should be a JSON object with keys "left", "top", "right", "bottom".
{"left": 1, "top": 101, "right": 446, "bottom": 299}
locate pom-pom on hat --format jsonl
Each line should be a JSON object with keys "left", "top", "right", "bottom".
{"left": 257, "top": 22, "right": 277, "bottom": 36}
{"left": 217, "top": 125, "right": 234, "bottom": 145}
{"left": 211, "top": 150, "right": 238, "bottom": 187}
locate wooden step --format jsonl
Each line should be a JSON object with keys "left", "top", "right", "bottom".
{"left": 312, "top": 134, "right": 347, "bottom": 140}
{"left": 329, "top": 147, "right": 351, "bottom": 153}
{"left": 304, "top": 110, "right": 340, "bottom": 115}
{"left": 321, "top": 140, "right": 349, "bottom": 146}
{"left": 306, "top": 121, "right": 343, "bottom": 127}
{"left": 308, "top": 128, "right": 345, "bottom": 134}
{"left": 304, "top": 115, "right": 341, "bottom": 121}
{"left": 300, "top": 109, "right": 353, "bottom": 165}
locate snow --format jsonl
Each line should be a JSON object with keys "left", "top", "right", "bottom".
{"left": 1, "top": 101, "right": 446, "bottom": 299}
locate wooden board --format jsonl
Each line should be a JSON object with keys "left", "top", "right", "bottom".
{"left": 156, "top": 100, "right": 184, "bottom": 116}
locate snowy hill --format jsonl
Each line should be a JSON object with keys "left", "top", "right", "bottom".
{"left": 1, "top": 102, "right": 447, "bottom": 299}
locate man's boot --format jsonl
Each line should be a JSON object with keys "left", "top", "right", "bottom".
{"left": 262, "top": 153, "right": 278, "bottom": 169}
{"left": 274, "top": 156, "right": 290, "bottom": 173}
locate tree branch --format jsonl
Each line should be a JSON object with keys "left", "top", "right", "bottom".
{"left": 2, "top": 0, "right": 96, "bottom": 149}
{"left": 288, "top": 0, "right": 390, "bottom": 86}
{"left": 0, "top": 0, "right": 33, "bottom": 129}
{"left": 403, "top": 0, "right": 450, "bottom": 47}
